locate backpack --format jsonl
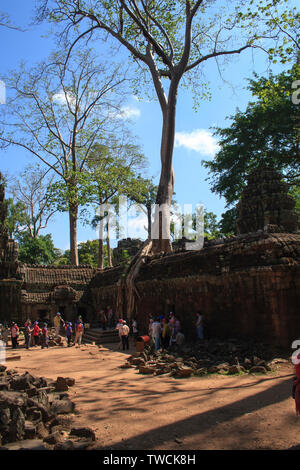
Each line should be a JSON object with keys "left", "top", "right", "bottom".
{"left": 77, "top": 323, "right": 83, "bottom": 332}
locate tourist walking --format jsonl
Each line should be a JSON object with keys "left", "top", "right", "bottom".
{"left": 54, "top": 312, "right": 65, "bottom": 336}
{"left": 24, "top": 320, "right": 33, "bottom": 349}
{"left": 65, "top": 322, "right": 73, "bottom": 347}
{"left": 74, "top": 318, "right": 84, "bottom": 347}
{"left": 120, "top": 320, "right": 130, "bottom": 351}
{"left": 32, "top": 321, "right": 40, "bottom": 346}
{"left": 152, "top": 318, "right": 161, "bottom": 351}
{"left": 10, "top": 322, "right": 19, "bottom": 349}
{"left": 41, "top": 323, "right": 49, "bottom": 349}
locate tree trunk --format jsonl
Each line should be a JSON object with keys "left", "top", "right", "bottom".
{"left": 106, "top": 218, "right": 112, "bottom": 267}
{"left": 151, "top": 79, "right": 178, "bottom": 254}
{"left": 69, "top": 204, "right": 78, "bottom": 265}
{"left": 98, "top": 204, "right": 104, "bottom": 269}
{"left": 147, "top": 204, "right": 152, "bottom": 239}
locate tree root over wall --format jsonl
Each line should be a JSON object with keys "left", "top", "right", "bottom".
{"left": 116, "top": 239, "right": 154, "bottom": 320}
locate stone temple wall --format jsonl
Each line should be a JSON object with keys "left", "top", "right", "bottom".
{"left": 87, "top": 232, "right": 300, "bottom": 348}
{"left": 0, "top": 167, "right": 299, "bottom": 347}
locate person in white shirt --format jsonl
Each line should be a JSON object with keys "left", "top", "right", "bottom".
{"left": 120, "top": 320, "right": 130, "bottom": 350}
{"left": 151, "top": 318, "right": 161, "bottom": 351}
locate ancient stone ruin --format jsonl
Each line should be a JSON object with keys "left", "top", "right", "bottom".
{"left": 236, "top": 166, "right": 299, "bottom": 234}
{"left": 0, "top": 365, "right": 96, "bottom": 450}
{"left": 0, "top": 167, "right": 299, "bottom": 347}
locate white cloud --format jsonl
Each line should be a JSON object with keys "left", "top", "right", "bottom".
{"left": 0, "top": 80, "right": 6, "bottom": 105}
{"left": 52, "top": 90, "right": 75, "bottom": 105}
{"left": 117, "top": 105, "right": 141, "bottom": 120}
{"left": 175, "top": 129, "right": 219, "bottom": 157}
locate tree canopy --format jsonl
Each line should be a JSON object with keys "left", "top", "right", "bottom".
{"left": 203, "top": 65, "right": 300, "bottom": 206}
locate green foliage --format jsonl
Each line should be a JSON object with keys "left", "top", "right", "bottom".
{"left": 117, "top": 248, "right": 132, "bottom": 269}
{"left": 218, "top": 208, "right": 238, "bottom": 237}
{"left": 80, "top": 141, "right": 147, "bottom": 208}
{"left": 238, "top": 1, "right": 299, "bottom": 65}
{"left": 4, "top": 198, "right": 28, "bottom": 238}
{"left": 171, "top": 208, "right": 222, "bottom": 241}
{"left": 16, "top": 232, "right": 58, "bottom": 265}
{"left": 203, "top": 66, "right": 300, "bottom": 206}
{"left": 202, "top": 211, "right": 222, "bottom": 239}
{"left": 53, "top": 239, "right": 112, "bottom": 268}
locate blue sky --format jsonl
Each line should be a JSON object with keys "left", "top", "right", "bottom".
{"left": 0, "top": 1, "right": 289, "bottom": 250}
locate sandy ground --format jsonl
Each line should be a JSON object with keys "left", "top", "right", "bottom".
{"left": 3, "top": 340, "right": 300, "bottom": 451}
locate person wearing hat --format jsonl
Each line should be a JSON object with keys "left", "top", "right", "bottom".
{"left": 120, "top": 320, "right": 130, "bottom": 351}
{"left": 53, "top": 312, "right": 65, "bottom": 336}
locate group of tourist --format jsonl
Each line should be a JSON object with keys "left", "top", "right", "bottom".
{"left": 146, "top": 312, "right": 184, "bottom": 351}
{"left": 146, "top": 310, "right": 204, "bottom": 351}
{"left": 0, "top": 311, "right": 85, "bottom": 350}
{"left": 0, "top": 308, "right": 204, "bottom": 352}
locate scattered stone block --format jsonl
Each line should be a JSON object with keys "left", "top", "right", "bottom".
{"left": 250, "top": 366, "right": 268, "bottom": 374}
{"left": 43, "top": 430, "right": 65, "bottom": 445}
{"left": 70, "top": 427, "right": 96, "bottom": 441}
{"left": 24, "top": 421, "right": 37, "bottom": 439}
{"left": 50, "top": 399, "right": 75, "bottom": 415}
{"left": 138, "top": 366, "right": 156, "bottom": 375}
{"left": 65, "top": 378, "right": 75, "bottom": 387}
{"left": 55, "top": 377, "right": 69, "bottom": 392}
{"left": 175, "top": 367, "right": 194, "bottom": 378}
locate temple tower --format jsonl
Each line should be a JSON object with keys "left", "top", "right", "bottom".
{"left": 236, "top": 166, "right": 299, "bottom": 234}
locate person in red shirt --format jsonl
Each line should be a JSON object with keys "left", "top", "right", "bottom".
{"left": 74, "top": 318, "right": 84, "bottom": 347}
{"left": 293, "top": 352, "right": 300, "bottom": 415}
{"left": 32, "top": 321, "right": 41, "bottom": 346}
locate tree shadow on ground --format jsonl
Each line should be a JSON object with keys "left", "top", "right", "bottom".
{"left": 91, "top": 376, "right": 293, "bottom": 450}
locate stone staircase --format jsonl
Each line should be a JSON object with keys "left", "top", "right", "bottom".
{"left": 83, "top": 328, "right": 119, "bottom": 345}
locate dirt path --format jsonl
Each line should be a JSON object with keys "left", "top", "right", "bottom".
{"left": 5, "top": 342, "right": 300, "bottom": 450}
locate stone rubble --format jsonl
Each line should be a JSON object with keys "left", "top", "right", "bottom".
{"left": 0, "top": 366, "right": 95, "bottom": 450}
{"left": 122, "top": 338, "right": 290, "bottom": 378}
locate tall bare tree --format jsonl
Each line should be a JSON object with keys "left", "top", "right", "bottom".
{"left": 37, "top": 0, "right": 283, "bottom": 254}
{"left": 0, "top": 47, "right": 127, "bottom": 265}
{"left": 9, "top": 164, "right": 57, "bottom": 239}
